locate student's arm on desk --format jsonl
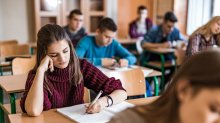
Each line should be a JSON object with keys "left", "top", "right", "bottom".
{"left": 24, "top": 56, "right": 53, "bottom": 116}
{"left": 115, "top": 42, "right": 136, "bottom": 65}
{"left": 75, "top": 39, "right": 104, "bottom": 66}
{"left": 141, "top": 41, "right": 171, "bottom": 49}
{"left": 81, "top": 60, "right": 127, "bottom": 113}
{"left": 141, "top": 32, "right": 171, "bottom": 49}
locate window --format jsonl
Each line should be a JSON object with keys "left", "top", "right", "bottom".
{"left": 212, "top": 0, "right": 220, "bottom": 16}
{"left": 187, "top": 0, "right": 213, "bottom": 35}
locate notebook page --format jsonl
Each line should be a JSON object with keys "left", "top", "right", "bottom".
{"left": 57, "top": 102, "right": 135, "bottom": 123}
{"left": 57, "top": 104, "right": 114, "bottom": 123}
{"left": 105, "top": 101, "right": 135, "bottom": 113}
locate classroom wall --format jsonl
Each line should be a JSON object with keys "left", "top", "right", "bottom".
{"left": 0, "top": 0, "right": 3, "bottom": 39}
{"left": 0, "top": 0, "right": 34, "bottom": 43}
{"left": 106, "top": 0, "right": 118, "bottom": 25}
{"left": 174, "top": 0, "right": 188, "bottom": 35}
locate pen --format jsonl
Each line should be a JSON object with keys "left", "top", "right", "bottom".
{"left": 90, "top": 90, "right": 103, "bottom": 106}
{"left": 84, "top": 90, "right": 103, "bottom": 114}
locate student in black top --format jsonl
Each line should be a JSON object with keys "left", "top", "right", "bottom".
{"left": 63, "top": 9, "right": 87, "bottom": 47}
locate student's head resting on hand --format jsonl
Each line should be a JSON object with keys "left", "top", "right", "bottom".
{"left": 36, "top": 24, "right": 82, "bottom": 85}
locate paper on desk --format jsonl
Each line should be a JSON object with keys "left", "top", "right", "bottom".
{"left": 57, "top": 102, "right": 134, "bottom": 123}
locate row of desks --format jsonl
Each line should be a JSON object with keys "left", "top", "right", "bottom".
{"left": 0, "top": 65, "right": 161, "bottom": 118}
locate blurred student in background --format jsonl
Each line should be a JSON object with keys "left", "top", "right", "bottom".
{"left": 63, "top": 9, "right": 87, "bottom": 47}
{"left": 129, "top": 5, "right": 153, "bottom": 39}
{"left": 76, "top": 17, "right": 136, "bottom": 67}
{"left": 186, "top": 16, "right": 220, "bottom": 57}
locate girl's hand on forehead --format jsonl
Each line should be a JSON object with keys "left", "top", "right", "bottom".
{"left": 39, "top": 55, "right": 54, "bottom": 72}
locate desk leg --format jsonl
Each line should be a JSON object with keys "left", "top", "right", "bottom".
{"left": 0, "top": 88, "right": 4, "bottom": 123}
{"left": 153, "top": 76, "right": 159, "bottom": 96}
{"left": 30, "top": 47, "right": 34, "bottom": 55}
{"left": 10, "top": 93, "right": 16, "bottom": 114}
{"left": 160, "top": 54, "right": 165, "bottom": 90}
{"left": 0, "top": 67, "right": 3, "bottom": 76}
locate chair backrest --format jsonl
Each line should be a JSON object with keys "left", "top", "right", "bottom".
{"left": 0, "top": 40, "right": 18, "bottom": 57}
{"left": 104, "top": 68, "right": 146, "bottom": 97}
{"left": 0, "top": 44, "right": 30, "bottom": 57}
{"left": 83, "top": 88, "right": 90, "bottom": 103}
{"left": 0, "top": 39, "right": 18, "bottom": 45}
{"left": 16, "top": 44, "right": 30, "bottom": 55}
{"left": 12, "top": 56, "right": 36, "bottom": 75}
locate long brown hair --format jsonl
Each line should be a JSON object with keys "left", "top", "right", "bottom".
{"left": 133, "top": 49, "right": 220, "bottom": 123}
{"left": 35, "top": 24, "right": 83, "bottom": 88}
{"left": 189, "top": 16, "right": 220, "bottom": 42}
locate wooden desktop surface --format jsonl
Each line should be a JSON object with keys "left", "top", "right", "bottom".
{"left": 0, "top": 74, "right": 27, "bottom": 93}
{"left": 145, "top": 48, "right": 176, "bottom": 54}
{"left": 98, "top": 65, "right": 162, "bottom": 78}
{"left": 8, "top": 97, "right": 158, "bottom": 123}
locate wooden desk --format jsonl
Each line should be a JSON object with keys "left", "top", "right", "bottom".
{"left": 0, "top": 74, "right": 27, "bottom": 123}
{"left": 145, "top": 48, "right": 175, "bottom": 54}
{"left": 8, "top": 98, "right": 158, "bottom": 123}
{"left": 127, "top": 96, "right": 159, "bottom": 105}
{"left": 0, "top": 74, "right": 27, "bottom": 93}
{"left": 118, "top": 38, "right": 138, "bottom": 45}
{"left": 143, "top": 48, "right": 176, "bottom": 89}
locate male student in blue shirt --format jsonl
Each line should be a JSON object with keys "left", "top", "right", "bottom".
{"left": 76, "top": 17, "right": 136, "bottom": 67}
{"left": 141, "top": 11, "right": 185, "bottom": 62}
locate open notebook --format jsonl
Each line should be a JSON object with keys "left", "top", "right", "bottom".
{"left": 57, "top": 101, "right": 134, "bottom": 123}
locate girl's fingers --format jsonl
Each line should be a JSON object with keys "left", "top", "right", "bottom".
{"left": 48, "top": 57, "right": 54, "bottom": 72}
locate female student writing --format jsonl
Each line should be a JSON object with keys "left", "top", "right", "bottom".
{"left": 109, "top": 49, "right": 220, "bottom": 123}
{"left": 186, "top": 16, "right": 220, "bottom": 57}
{"left": 20, "top": 24, "right": 127, "bottom": 116}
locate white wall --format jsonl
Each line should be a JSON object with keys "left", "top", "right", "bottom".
{"left": 213, "top": 0, "right": 220, "bottom": 16}
{"left": 0, "top": 0, "right": 3, "bottom": 39}
{"left": 0, "top": 0, "right": 33, "bottom": 43}
{"left": 106, "top": 0, "right": 118, "bottom": 24}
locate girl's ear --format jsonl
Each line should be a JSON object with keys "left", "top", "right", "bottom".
{"left": 176, "top": 79, "right": 192, "bottom": 103}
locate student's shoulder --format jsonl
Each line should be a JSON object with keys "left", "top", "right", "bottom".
{"left": 129, "top": 19, "right": 137, "bottom": 26}
{"left": 63, "top": 25, "right": 68, "bottom": 31}
{"left": 151, "top": 25, "right": 160, "bottom": 31}
{"left": 78, "top": 58, "right": 95, "bottom": 70}
{"left": 172, "top": 27, "right": 181, "bottom": 33}
{"left": 79, "top": 35, "right": 95, "bottom": 44}
{"left": 111, "top": 39, "right": 122, "bottom": 47}
{"left": 78, "top": 27, "right": 87, "bottom": 34}
{"left": 147, "top": 25, "right": 160, "bottom": 35}
{"left": 189, "top": 32, "right": 203, "bottom": 40}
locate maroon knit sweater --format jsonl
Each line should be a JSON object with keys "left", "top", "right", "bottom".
{"left": 20, "top": 59, "right": 125, "bottom": 112}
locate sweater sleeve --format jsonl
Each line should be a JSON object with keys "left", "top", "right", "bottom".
{"left": 129, "top": 21, "right": 142, "bottom": 39}
{"left": 20, "top": 70, "right": 52, "bottom": 113}
{"left": 114, "top": 41, "right": 136, "bottom": 65}
{"left": 186, "top": 34, "right": 201, "bottom": 57}
{"left": 80, "top": 59, "right": 125, "bottom": 96}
